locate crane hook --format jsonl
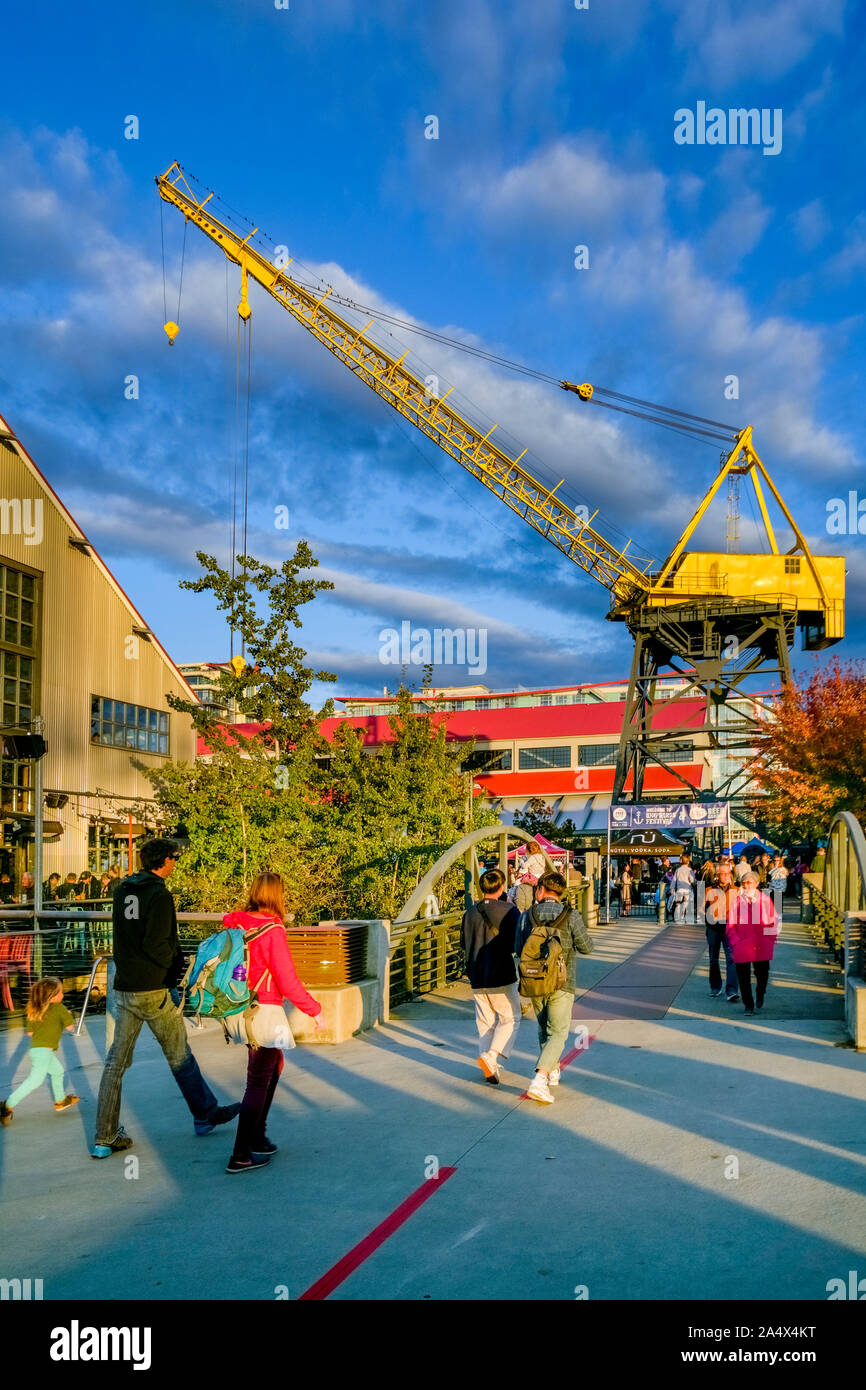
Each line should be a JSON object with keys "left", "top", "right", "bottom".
{"left": 164, "top": 321, "right": 180, "bottom": 346}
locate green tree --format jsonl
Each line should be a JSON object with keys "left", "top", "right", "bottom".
{"left": 321, "top": 684, "right": 498, "bottom": 920}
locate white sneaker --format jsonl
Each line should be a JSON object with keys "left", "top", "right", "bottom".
{"left": 478, "top": 1051, "right": 501, "bottom": 1084}
{"left": 548, "top": 1067, "right": 561, "bottom": 1087}
{"left": 526, "top": 1074, "right": 554, "bottom": 1105}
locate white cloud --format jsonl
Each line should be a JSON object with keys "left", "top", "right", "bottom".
{"left": 790, "top": 199, "right": 830, "bottom": 251}
{"left": 666, "top": 1, "right": 844, "bottom": 83}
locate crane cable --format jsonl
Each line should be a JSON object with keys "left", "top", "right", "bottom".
{"left": 283, "top": 275, "right": 739, "bottom": 445}
{"left": 167, "top": 167, "right": 741, "bottom": 448}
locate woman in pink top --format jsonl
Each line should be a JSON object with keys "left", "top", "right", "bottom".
{"left": 222, "top": 872, "right": 322, "bottom": 1174}
{"left": 726, "top": 872, "right": 779, "bottom": 1017}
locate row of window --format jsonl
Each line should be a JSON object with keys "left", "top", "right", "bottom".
{"left": 90, "top": 696, "right": 170, "bottom": 755}
{"left": 347, "top": 691, "right": 621, "bottom": 715}
{"left": 463, "top": 741, "right": 695, "bottom": 773}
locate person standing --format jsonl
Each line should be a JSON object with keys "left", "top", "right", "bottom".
{"left": 461, "top": 868, "right": 522, "bottom": 1085}
{"left": 620, "top": 864, "right": 633, "bottom": 917}
{"left": 671, "top": 853, "right": 696, "bottom": 923}
{"left": 726, "top": 872, "right": 778, "bottom": 1017}
{"left": 768, "top": 855, "right": 788, "bottom": 911}
{"left": 516, "top": 870, "right": 594, "bottom": 1106}
{"left": 222, "top": 872, "right": 322, "bottom": 1174}
{"left": 704, "top": 866, "right": 740, "bottom": 1002}
{"left": 735, "top": 854, "right": 751, "bottom": 883}
{"left": 91, "top": 838, "right": 240, "bottom": 1158}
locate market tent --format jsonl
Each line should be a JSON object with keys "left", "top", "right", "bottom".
{"left": 509, "top": 834, "right": 570, "bottom": 869}
{"left": 732, "top": 836, "right": 777, "bottom": 855}
{"left": 610, "top": 828, "right": 686, "bottom": 856}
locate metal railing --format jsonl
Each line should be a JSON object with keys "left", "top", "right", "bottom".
{"left": 388, "top": 911, "right": 463, "bottom": 1009}
{"left": 802, "top": 812, "right": 866, "bottom": 978}
{"left": 0, "top": 909, "right": 236, "bottom": 1027}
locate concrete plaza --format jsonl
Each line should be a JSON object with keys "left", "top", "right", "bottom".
{"left": 1, "top": 906, "right": 864, "bottom": 1301}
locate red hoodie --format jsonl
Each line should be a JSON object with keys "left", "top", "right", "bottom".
{"left": 222, "top": 910, "right": 322, "bottom": 1017}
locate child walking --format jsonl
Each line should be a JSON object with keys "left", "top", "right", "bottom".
{"left": 1, "top": 977, "right": 80, "bottom": 1124}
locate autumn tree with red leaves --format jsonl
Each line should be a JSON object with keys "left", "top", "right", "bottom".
{"left": 750, "top": 659, "right": 866, "bottom": 842}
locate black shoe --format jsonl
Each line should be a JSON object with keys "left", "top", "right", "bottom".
{"left": 225, "top": 1153, "right": 270, "bottom": 1174}
{"left": 0, "top": 1100, "right": 12, "bottom": 1126}
{"left": 756, "top": 997, "right": 765, "bottom": 1010}
{"left": 195, "top": 1102, "right": 242, "bottom": 1137}
{"left": 727, "top": 994, "right": 740, "bottom": 1003}
{"left": 251, "top": 1138, "right": 278, "bottom": 1156}
{"left": 744, "top": 1007, "right": 755, "bottom": 1017}
{"left": 709, "top": 988, "right": 722, "bottom": 997}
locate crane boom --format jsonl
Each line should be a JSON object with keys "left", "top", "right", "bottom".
{"left": 156, "top": 162, "right": 651, "bottom": 604}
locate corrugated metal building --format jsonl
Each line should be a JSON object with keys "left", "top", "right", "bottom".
{"left": 0, "top": 412, "right": 197, "bottom": 883}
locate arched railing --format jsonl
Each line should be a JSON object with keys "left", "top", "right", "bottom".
{"left": 804, "top": 811, "right": 866, "bottom": 975}
{"left": 389, "top": 824, "right": 564, "bottom": 1009}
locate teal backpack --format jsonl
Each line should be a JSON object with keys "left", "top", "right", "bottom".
{"left": 181, "top": 922, "right": 277, "bottom": 1023}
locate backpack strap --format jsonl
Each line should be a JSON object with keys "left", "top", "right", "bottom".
{"left": 529, "top": 902, "right": 570, "bottom": 935}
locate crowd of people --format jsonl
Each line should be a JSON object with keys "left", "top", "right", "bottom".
{"left": 1, "top": 839, "right": 322, "bottom": 1174}
{"left": 0, "top": 866, "right": 124, "bottom": 908}
{"left": 0, "top": 836, "right": 806, "bottom": 1157}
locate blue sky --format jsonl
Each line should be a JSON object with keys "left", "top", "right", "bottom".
{"left": 1, "top": 0, "right": 863, "bottom": 707}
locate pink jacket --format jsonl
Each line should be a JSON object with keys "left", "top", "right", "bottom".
{"left": 223, "top": 910, "right": 321, "bottom": 1016}
{"left": 726, "top": 890, "right": 778, "bottom": 963}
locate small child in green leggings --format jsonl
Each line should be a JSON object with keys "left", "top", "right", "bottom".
{"left": 1, "top": 976, "right": 79, "bottom": 1124}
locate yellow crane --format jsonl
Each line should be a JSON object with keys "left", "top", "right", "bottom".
{"left": 156, "top": 161, "right": 845, "bottom": 805}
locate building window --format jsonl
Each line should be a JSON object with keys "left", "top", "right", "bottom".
{"left": 0, "top": 564, "right": 39, "bottom": 727}
{"left": 572, "top": 692, "right": 586, "bottom": 703}
{"left": 657, "top": 741, "right": 694, "bottom": 762}
{"left": 518, "top": 745, "right": 571, "bottom": 770}
{"left": 462, "top": 748, "right": 512, "bottom": 773}
{"left": 555, "top": 694, "right": 568, "bottom": 705}
{"left": 539, "top": 694, "right": 552, "bottom": 706}
{"left": 0, "top": 759, "right": 31, "bottom": 815}
{"left": 475, "top": 698, "right": 491, "bottom": 709}
{"left": 784, "top": 557, "right": 801, "bottom": 574}
{"left": 577, "top": 743, "right": 619, "bottom": 767}
{"left": 90, "top": 696, "right": 169, "bottom": 755}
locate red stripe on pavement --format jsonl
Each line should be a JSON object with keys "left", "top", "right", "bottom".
{"left": 519, "top": 1031, "right": 596, "bottom": 1096}
{"left": 297, "top": 1167, "right": 458, "bottom": 1300}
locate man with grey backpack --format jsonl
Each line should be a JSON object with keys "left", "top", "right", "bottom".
{"left": 515, "top": 870, "right": 594, "bottom": 1106}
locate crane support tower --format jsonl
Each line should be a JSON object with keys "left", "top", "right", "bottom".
{"left": 157, "top": 162, "right": 845, "bottom": 809}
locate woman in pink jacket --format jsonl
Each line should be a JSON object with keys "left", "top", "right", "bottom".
{"left": 726, "top": 871, "right": 779, "bottom": 1017}
{"left": 222, "top": 872, "right": 322, "bottom": 1174}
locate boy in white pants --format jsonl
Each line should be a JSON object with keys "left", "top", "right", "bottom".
{"left": 461, "top": 868, "right": 522, "bottom": 1084}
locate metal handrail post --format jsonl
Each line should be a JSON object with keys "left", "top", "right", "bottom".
{"left": 75, "top": 955, "right": 108, "bottom": 1035}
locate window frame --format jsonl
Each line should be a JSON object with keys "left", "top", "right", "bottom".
{"left": 90, "top": 695, "right": 170, "bottom": 757}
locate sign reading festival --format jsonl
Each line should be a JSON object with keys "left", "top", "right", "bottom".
{"left": 608, "top": 802, "right": 731, "bottom": 831}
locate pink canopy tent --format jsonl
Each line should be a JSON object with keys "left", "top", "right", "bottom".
{"left": 508, "top": 834, "right": 570, "bottom": 868}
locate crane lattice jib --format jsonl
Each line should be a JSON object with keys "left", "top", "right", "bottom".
{"left": 157, "top": 163, "right": 650, "bottom": 604}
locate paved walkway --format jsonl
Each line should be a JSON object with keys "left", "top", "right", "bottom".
{"left": 2, "top": 904, "right": 864, "bottom": 1301}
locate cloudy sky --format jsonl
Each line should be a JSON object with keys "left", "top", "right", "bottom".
{"left": 1, "top": 0, "right": 862, "bottom": 706}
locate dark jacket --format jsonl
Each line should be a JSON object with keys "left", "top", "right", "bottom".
{"left": 461, "top": 897, "right": 519, "bottom": 990}
{"left": 112, "top": 870, "right": 184, "bottom": 992}
{"left": 515, "top": 898, "right": 594, "bottom": 992}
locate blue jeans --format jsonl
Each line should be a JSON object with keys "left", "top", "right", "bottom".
{"left": 706, "top": 926, "right": 738, "bottom": 996}
{"left": 94, "top": 988, "right": 218, "bottom": 1144}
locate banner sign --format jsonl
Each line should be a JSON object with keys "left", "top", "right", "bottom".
{"left": 608, "top": 802, "right": 730, "bottom": 831}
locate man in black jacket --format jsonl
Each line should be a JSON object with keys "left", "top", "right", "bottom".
{"left": 92, "top": 838, "right": 239, "bottom": 1158}
{"left": 461, "top": 868, "right": 522, "bottom": 1085}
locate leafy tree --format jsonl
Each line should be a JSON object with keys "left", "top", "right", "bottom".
{"left": 749, "top": 658, "right": 866, "bottom": 841}
{"left": 321, "top": 684, "right": 498, "bottom": 920}
{"left": 142, "top": 547, "right": 498, "bottom": 921}
{"left": 514, "top": 797, "right": 577, "bottom": 847}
